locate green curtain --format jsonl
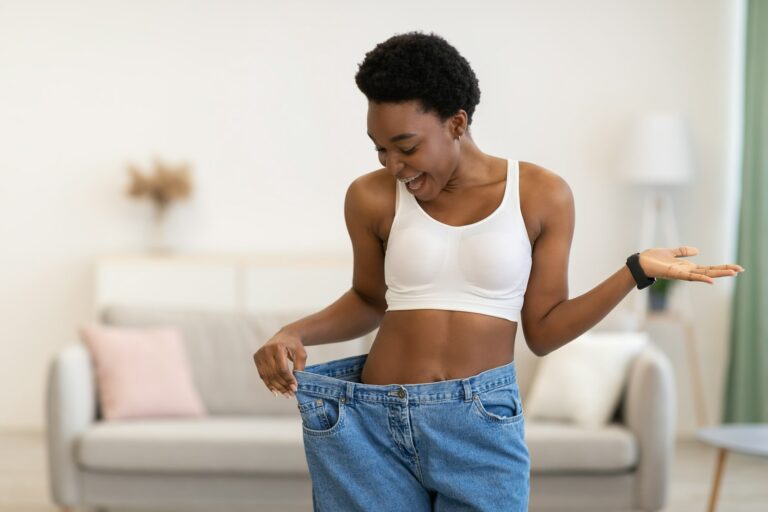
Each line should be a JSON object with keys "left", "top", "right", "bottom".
{"left": 723, "top": 0, "right": 768, "bottom": 424}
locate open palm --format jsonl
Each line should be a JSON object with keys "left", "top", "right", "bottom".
{"left": 639, "top": 246, "right": 744, "bottom": 285}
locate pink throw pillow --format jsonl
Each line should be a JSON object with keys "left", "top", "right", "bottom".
{"left": 78, "top": 323, "right": 207, "bottom": 421}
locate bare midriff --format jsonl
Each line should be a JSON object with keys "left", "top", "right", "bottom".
{"left": 360, "top": 310, "right": 517, "bottom": 385}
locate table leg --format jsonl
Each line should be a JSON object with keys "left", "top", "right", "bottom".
{"left": 706, "top": 448, "right": 728, "bottom": 512}
{"left": 684, "top": 320, "right": 708, "bottom": 426}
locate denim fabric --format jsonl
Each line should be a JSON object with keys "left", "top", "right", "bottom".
{"left": 293, "top": 352, "right": 530, "bottom": 511}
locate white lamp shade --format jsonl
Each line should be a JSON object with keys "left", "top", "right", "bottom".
{"left": 621, "top": 111, "right": 695, "bottom": 185}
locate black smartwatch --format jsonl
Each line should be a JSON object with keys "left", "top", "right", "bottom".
{"left": 626, "top": 252, "right": 656, "bottom": 290}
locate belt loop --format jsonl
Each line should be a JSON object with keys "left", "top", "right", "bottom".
{"left": 345, "top": 382, "right": 355, "bottom": 404}
{"left": 462, "top": 378, "right": 473, "bottom": 403}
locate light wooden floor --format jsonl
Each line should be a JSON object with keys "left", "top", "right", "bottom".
{"left": 2, "top": 431, "right": 765, "bottom": 512}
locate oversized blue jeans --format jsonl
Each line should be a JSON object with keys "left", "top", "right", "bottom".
{"left": 293, "top": 352, "right": 530, "bottom": 511}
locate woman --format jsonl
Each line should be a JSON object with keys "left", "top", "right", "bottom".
{"left": 253, "top": 31, "right": 743, "bottom": 511}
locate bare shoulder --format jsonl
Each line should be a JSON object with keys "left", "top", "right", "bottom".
{"left": 351, "top": 167, "right": 394, "bottom": 196}
{"left": 347, "top": 167, "right": 395, "bottom": 238}
{"left": 519, "top": 160, "right": 571, "bottom": 198}
{"left": 518, "top": 161, "right": 573, "bottom": 232}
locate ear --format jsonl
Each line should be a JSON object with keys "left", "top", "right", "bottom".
{"left": 449, "top": 109, "right": 468, "bottom": 137}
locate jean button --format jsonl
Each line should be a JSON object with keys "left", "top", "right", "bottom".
{"left": 398, "top": 389, "right": 405, "bottom": 398}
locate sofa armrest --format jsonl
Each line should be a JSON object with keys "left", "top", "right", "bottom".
{"left": 622, "top": 343, "right": 676, "bottom": 511}
{"left": 45, "top": 342, "right": 97, "bottom": 507}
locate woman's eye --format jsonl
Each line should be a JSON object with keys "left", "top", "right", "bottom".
{"left": 374, "top": 146, "right": 417, "bottom": 155}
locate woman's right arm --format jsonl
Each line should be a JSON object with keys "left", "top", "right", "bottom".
{"left": 254, "top": 174, "right": 388, "bottom": 396}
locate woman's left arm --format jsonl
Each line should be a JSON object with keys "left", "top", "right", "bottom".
{"left": 520, "top": 171, "right": 744, "bottom": 357}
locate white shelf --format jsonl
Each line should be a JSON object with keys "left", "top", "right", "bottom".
{"left": 92, "top": 251, "right": 354, "bottom": 319}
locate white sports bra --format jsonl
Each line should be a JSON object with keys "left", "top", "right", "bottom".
{"left": 384, "top": 159, "right": 533, "bottom": 323}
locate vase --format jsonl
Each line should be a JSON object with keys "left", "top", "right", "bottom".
{"left": 648, "top": 292, "right": 668, "bottom": 312}
{"left": 148, "top": 204, "right": 172, "bottom": 253}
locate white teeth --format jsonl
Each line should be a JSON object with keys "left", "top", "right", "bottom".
{"left": 400, "top": 172, "right": 423, "bottom": 183}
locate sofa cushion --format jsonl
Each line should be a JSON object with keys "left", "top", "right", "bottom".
{"left": 525, "top": 420, "right": 639, "bottom": 472}
{"left": 524, "top": 330, "right": 649, "bottom": 428}
{"left": 514, "top": 306, "right": 638, "bottom": 403}
{"left": 78, "top": 323, "right": 207, "bottom": 421}
{"left": 75, "top": 417, "right": 637, "bottom": 476}
{"left": 77, "top": 416, "right": 309, "bottom": 474}
{"left": 99, "top": 305, "right": 375, "bottom": 416}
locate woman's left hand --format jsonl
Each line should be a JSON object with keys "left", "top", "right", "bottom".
{"left": 638, "top": 246, "right": 744, "bottom": 285}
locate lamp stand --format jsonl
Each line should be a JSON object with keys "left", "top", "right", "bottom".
{"left": 630, "top": 189, "right": 709, "bottom": 427}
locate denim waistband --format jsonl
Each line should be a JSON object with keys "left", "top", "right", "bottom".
{"left": 292, "top": 353, "right": 518, "bottom": 405}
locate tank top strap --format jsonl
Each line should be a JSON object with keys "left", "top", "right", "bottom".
{"left": 501, "top": 158, "right": 514, "bottom": 214}
{"left": 510, "top": 159, "right": 524, "bottom": 224}
{"left": 394, "top": 177, "right": 418, "bottom": 214}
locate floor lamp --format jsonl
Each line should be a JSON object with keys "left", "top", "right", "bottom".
{"left": 621, "top": 111, "right": 709, "bottom": 427}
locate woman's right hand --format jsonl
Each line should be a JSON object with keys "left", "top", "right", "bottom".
{"left": 253, "top": 328, "right": 307, "bottom": 399}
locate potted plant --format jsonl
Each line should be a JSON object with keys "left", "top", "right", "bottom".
{"left": 648, "top": 277, "right": 675, "bottom": 312}
{"left": 126, "top": 158, "right": 193, "bottom": 252}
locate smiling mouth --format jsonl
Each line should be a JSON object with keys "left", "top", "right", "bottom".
{"left": 403, "top": 172, "right": 426, "bottom": 191}
{"left": 399, "top": 172, "right": 424, "bottom": 184}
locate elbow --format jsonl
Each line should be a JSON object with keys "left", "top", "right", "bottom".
{"left": 353, "top": 288, "right": 387, "bottom": 319}
{"left": 526, "top": 340, "right": 548, "bottom": 357}
{"left": 522, "top": 326, "right": 553, "bottom": 357}
{"left": 526, "top": 328, "right": 573, "bottom": 357}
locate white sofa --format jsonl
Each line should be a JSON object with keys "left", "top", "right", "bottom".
{"left": 46, "top": 304, "right": 675, "bottom": 511}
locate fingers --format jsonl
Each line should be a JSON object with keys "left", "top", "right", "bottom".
{"left": 702, "top": 264, "right": 745, "bottom": 272}
{"left": 689, "top": 263, "right": 745, "bottom": 279}
{"left": 673, "top": 246, "right": 699, "bottom": 257}
{"left": 686, "top": 270, "right": 721, "bottom": 283}
{"left": 666, "top": 263, "right": 713, "bottom": 284}
{"left": 689, "top": 268, "right": 735, "bottom": 279}
{"left": 684, "top": 272, "right": 714, "bottom": 284}
{"left": 270, "top": 349, "right": 297, "bottom": 398}
{"left": 253, "top": 348, "right": 298, "bottom": 399}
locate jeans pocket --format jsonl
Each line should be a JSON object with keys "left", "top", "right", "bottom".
{"left": 296, "top": 392, "right": 346, "bottom": 436}
{"left": 472, "top": 382, "right": 524, "bottom": 425}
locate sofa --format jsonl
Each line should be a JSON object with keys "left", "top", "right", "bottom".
{"left": 46, "top": 304, "right": 675, "bottom": 511}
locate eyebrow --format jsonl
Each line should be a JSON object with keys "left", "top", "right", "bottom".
{"left": 367, "top": 132, "right": 418, "bottom": 144}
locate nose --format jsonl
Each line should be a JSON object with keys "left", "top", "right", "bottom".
{"left": 383, "top": 153, "right": 404, "bottom": 177}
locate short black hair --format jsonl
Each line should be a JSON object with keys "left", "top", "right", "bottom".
{"left": 354, "top": 31, "right": 481, "bottom": 127}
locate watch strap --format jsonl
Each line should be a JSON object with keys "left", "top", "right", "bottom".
{"left": 626, "top": 252, "right": 656, "bottom": 290}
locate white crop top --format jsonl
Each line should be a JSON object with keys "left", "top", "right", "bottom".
{"left": 384, "top": 159, "right": 533, "bottom": 322}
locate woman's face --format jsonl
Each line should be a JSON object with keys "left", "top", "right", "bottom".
{"left": 367, "top": 100, "right": 464, "bottom": 199}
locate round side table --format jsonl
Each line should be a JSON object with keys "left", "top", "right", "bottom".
{"left": 696, "top": 424, "right": 768, "bottom": 512}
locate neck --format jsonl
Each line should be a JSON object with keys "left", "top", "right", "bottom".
{"left": 450, "top": 136, "right": 497, "bottom": 189}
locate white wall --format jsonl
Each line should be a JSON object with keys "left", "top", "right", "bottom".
{"left": 0, "top": 0, "right": 745, "bottom": 435}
